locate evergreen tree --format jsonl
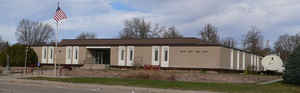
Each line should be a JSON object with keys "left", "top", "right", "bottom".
{"left": 283, "top": 46, "right": 300, "bottom": 85}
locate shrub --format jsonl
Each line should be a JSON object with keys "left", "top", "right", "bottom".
{"left": 283, "top": 46, "right": 300, "bottom": 85}
{"left": 0, "top": 44, "right": 38, "bottom": 67}
{"left": 244, "top": 66, "right": 256, "bottom": 74}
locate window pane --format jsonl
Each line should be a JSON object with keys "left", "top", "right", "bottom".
{"left": 68, "top": 48, "right": 71, "bottom": 59}
{"left": 75, "top": 49, "right": 78, "bottom": 59}
{"left": 165, "top": 50, "right": 168, "bottom": 61}
{"left": 155, "top": 49, "right": 158, "bottom": 61}
{"left": 50, "top": 49, "right": 53, "bottom": 59}
{"left": 43, "top": 48, "right": 47, "bottom": 59}
{"left": 121, "top": 50, "right": 124, "bottom": 60}
{"left": 130, "top": 50, "right": 133, "bottom": 61}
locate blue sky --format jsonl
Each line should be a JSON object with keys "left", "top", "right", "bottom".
{"left": 1, "top": 0, "right": 300, "bottom": 47}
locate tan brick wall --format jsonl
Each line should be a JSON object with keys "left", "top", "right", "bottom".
{"left": 56, "top": 47, "right": 66, "bottom": 64}
{"left": 134, "top": 46, "right": 152, "bottom": 65}
{"left": 220, "top": 47, "right": 231, "bottom": 69}
{"left": 32, "top": 47, "right": 42, "bottom": 63}
{"left": 33, "top": 45, "right": 263, "bottom": 71}
{"left": 169, "top": 46, "right": 221, "bottom": 68}
{"left": 110, "top": 46, "right": 118, "bottom": 65}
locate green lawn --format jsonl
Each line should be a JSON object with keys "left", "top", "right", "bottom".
{"left": 26, "top": 77, "right": 300, "bottom": 93}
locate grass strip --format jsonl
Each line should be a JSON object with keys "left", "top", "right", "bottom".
{"left": 26, "top": 77, "right": 300, "bottom": 93}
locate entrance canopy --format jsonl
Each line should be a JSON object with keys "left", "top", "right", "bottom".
{"left": 87, "top": 47, "right": 111, "bottom": 65}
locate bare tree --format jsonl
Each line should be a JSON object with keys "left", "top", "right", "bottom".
{"left": 274, "top": 34, "right": 300, "bottom": 61}
{"left": 16, "top": 19, "right": 54, "bottom": 45}
{"left": 15, "top": 19, "right": 54, "bottom": 72}
{"left": 162, "top": 26, "right": 183, "bottom": 38}
{"left": 76, "top": 32, "right": 97, "bottom": 39}
{"left": 222, "top": 37, "right": 236, "bottom": 48}
{"left": 242, "top": 26, "right": 264, "bottom": 55}
{"left": 120, "top": 18, "right": 184, "bottom": 39}
{"left": 119, "top": 18, "right": 152, "bottom": 39}
{"left": 150, "top": 24, "right": 165, "bottom": 38}
{"left": 199, "top": 24, "right": 220, "bottom": 43}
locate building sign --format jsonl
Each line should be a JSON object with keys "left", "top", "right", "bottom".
{"left": 179, "top": 50, "right": 208, "bottom": 54}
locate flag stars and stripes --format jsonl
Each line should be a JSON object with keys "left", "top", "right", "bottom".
{"left": 54, "top": 6, "right": 67, "bottom": 22}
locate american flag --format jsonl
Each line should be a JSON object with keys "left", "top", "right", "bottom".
{"left": 53, "top": 6, "right": 67, "bottom": 22}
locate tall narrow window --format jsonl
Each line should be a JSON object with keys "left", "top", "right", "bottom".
{"left": 75, "top": 49, "right": 78, "bottom": 60}
{"left": 126, "top": 46, "right": 135, "bottom": 66}
{"left": 66, "top": 47, "right": 72, "bottom": 64}
{"left": 161, "top": 46, "right": 169, "bottom": 67}
{"left": 121, "top": 50, "right": 124, "bottom": 60}
{"left": 50, "top": 48, "right": 53, "bottom": 59}
{"left": 152, "top": 46, "right": 160, "bottom": 65}
{"left": 155, "top": 49, "right": 159, "bottom": 61}
{"left": 43, "top": 48, "right": 47, "bottom": 59}
{"left": 72, "top": 46, "right": 79, "bottom": 64}
{"left": 42, "top": 47, "right": 48, "bottom": 63}
{"left": 164, "top": 50, "right": 168, "bottom": 61}
{"left": 119, "top": 46, "right": 126, "bottom": 66}
{"left": 68, "top": 48, "right": 72, "bottom": 59}
{"left": 130, "top": 50, "right": 133, "bottom": 61}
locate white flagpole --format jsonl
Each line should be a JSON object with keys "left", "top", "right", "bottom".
{"left": 54, "top": 1, "right": 59, "bottom": 76}
{"left": 54, "top": 22, "right": 58, "bottom": 76}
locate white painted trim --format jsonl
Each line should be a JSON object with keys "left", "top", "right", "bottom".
{"left": 254, "top": 55, "right": 257, "bottom": 71}
{"left": 161, "top": 46, "right": 169, "bottom": 67}
{"left": 86, "top": 46, "right": 111, "bottom": 49}
{"left": 48, "top": 46, "right": 54, "bottom": 64}
{"left": 237, "top": 51, "right": 240, "bottom": 70}
{"left": 118, "top": 46, "right": 126, "bottom": 66}
{"left": 152, "top": 46, "right": 160, "bottom": 65}
{"left": 126, "top": 46, "right": 134, "bottom": 66}
{"left": 242, "top": 52, "right": 246, "bottom": 70}
{"left": 250, "top": 55, "right": 253, "bottom": 67}
{"left": 72, "top": 46, "right": 79, "bottom": 64}
{"left": 42, "top": 46, "right": 47, "bottom": 63}
{"left": 230, "top": 49, "right": 234, "bottom": 69}
{"left": 65, "top": 46, "right": 72, "bottom": 64}
{"left": 257, "top": 56, "right": 260, "bottom": 71}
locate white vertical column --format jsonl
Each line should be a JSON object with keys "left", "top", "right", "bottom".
{"left": 237, "top": 51, "right": 240, "bottom": 70}
{"left": 242, "top": 52, "right": 246, "bottom": 70}
{"left": 42, "top": 46, "right": 48, "bottom": 63}
{"left": 126, "top": 46, "right": 135, "bottom": 66}
{"left": 230, "top": 49, "right": 234, "bottom": 69}
{"left": 72, "top": 46, "right": 79, "bottom": 64}
{"left": 250, "top": 54, "right": 253, "bottom": 67}
{"left": 118, "top": 46, "right": 126, "bottom": 66}
{"left": 256, "top": 56, "right": 260, "bottom": 71}
{"left": 254, "top": 55, "right": 257, "bottom": 71}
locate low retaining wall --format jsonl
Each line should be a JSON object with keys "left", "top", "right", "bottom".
{"left": 80, "top": 64, "right": 109, "bottom": 70}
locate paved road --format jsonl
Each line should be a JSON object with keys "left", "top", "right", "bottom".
{"left": 0, "top": 75, "right": 218, "bottom": 93}
{"left": 0, "top": 82, "right": 98, "bottom": 93}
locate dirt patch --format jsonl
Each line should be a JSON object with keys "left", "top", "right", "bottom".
{"left": 62, "top": 69, "right": 281, "bottom": 83}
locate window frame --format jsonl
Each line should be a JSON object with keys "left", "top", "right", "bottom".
{"left": 161, "top": 46, "right": 169, "bottom": 67}
{"left": 72, "top": 46, "right": 79, "bottom": 64}
{"left": 118, "top": 46, "right": 126, "bottom": 66}
{"left": 126, "top": 46, "right": 135, "bottom": 66}
{"left": 42, "top": 46, "right": 47, "bottom": 63}
{"left": 152, "top": 46, "right": 160, "bottom": 65}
